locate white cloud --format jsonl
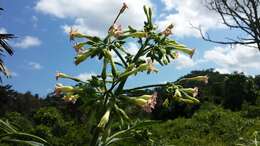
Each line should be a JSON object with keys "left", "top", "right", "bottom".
{"left": 0, "top": 27, "right": 7, "bottom": 34}
{"left": 76, "top": 72, "right": 96, "bottom": 81}
{"left": 35, "top": 0, "right": 153, "bottom": 36}
{"left": 28, "top": 62, "right": 43, "bottom": 70}
{"left": 157, "top": 0, "right": 225, "bottom": 37}
{"left": 174, "top": 54, "right": 196, "bottom": 69}
{"left": 125, "top": 42, "right": 139, "bottom": 55}
{"left": 204, "top": 45, "right": 260, "bottom": 74}
{"left": 14, "top": 36, "right": 41, "bottom": 49}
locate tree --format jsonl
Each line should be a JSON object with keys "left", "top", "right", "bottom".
{"left": 223, "top": 73, "right": 257, "bottom": 110}
{"left": 0, "top": 8, "right": 15, "bottom": 81}
{"left": 202, "top": 0, "right": 260, "bottom": 51}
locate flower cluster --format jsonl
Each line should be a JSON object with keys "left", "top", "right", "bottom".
{"left": 53, "top": 3, "right": 206, "bottom": 145}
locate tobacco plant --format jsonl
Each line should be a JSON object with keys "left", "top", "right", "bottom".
{"left": 55, "top": 3, "right": 208, "bottom": 146}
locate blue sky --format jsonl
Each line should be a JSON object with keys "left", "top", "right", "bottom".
{"left": 1, "top": 0, "right": 260, "bottom": 96}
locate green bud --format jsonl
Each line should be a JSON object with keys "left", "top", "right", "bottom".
{"left": 139, "top": 95, "right": 153, "bottom": 100}
{"left": 73, "top": 42, "right": 87, "bottom": 53}
{"left": 101, "top": 59, "right": 108, "bottom": 80}
{"left": 181, "top": 91, "right": 200, "bottom": 104}
{"left": 56, "top": 72, "right": 81, "bottom": 82}
{"left": 97, "top": 109, "right": 111, "bottom": 129}
{"left": 174, "top": 89, "right": 182, "bottom": 98}
{"left": 115, "top": 42, "right": 121, "bottom": 48}
{"left": 182, "top": 87, "right": 199, "bottom": 97}
{"left": 104, "top": 49, "right": 118, "bottom": 77}
{"left": 169, "top": 51, "right": 179, "bottom": 60}
{"left": 163, "top": 58, "right": 168, "bottom": 65}
{"left": 118, "top": 63, "right": 148, "bottom": 80}
{"left": 179, "top": 98, "right": 194, "bottom": 104}
{"left": 132, "top": 98, "right": 147, "bottom": 107}
{"left": 128, "top": 32, "right": 147, "bottom": 38}
{"left": 55, "top": 83, "right": 76, "bottom": 95}
{"left": 162, "top": 98, "right": 169, "bottom": 108}
{"left": 74, "top": 50, "right": 93, "bottom": 65}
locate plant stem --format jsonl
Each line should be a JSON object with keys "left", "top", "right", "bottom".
{"left": 90, "top": 128, "right": 101, "bottom": 146}
{"left": 112, "top": 47, "right": 128, "bottom": 67}
{"left": 123, "top": 83, "right": 168, "bottom": 92}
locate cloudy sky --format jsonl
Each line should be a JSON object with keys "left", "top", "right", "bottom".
{"left": 1, "top": 0, "right": 260, "bottom": 96}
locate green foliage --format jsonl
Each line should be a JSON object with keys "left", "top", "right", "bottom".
{"left": 148, "top": 103, "right": 260, "bottom": 146}
{"left": 33, "top": 107, "right": 63, "bottom": 127}
{"left": 224, "top": 73, "right": 257, "bottom": 110}
{"left": 0, "top": 119, "right": 48, "bottom": 146}
{"left": 0, "top": 85, "right": 43, "bottom": 117}
{"left": 4, "top": 112, "right": 33, "bottom": 132}
{"left": 0, "top": 68, "right": 260, "bottom": 145}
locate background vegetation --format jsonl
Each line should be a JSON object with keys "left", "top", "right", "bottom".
{"left": 0, "top": 69, "right": 259, "bottom": 146}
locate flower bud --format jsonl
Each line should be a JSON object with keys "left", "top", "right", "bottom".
{"left": 118, "top": 63, "right": 148, "bottom": 80}
{"left": 104, "top": 50, "right": 118, "bottom": 77}
{"left": 169, "top": 51, "right": 179, "bottom": 60}
{"left": 182, "top": 87, "right": 199, "bottom": 97}
{"left": 128, "top": 32, "right": 148, "bottom": 38}
{"left": 56, "top": 72, "right": 69, "bottom": 80}
{"left": 139, "top": 94, "right": 153, "bottom": 100}
{"left": 183, "top": 94, "right": 200, "bottom": 104}
{"left": 132, "top": 98, "right": 147, "bottom": 107}
{"left": 162, "top": 98, "right": 169, "bottom": 108}
{"left": 101, "top": 59, "right": 108, "bottom": 80}
{"left": 128, "top": 92, "right": 157, "bottom": 113}
{"left": 56, "top": 72, "right": 81, "bottom": 82}
{"left": 69, "top": 28, "right": 84, "bottom": 41}
{"left": 160, "top": 24, "right": 174, "bottom": 36}
{"left": 97, "top": 109, "right": 111, "bottom": 128}
{"left": 109, "top": 24, "right": 123, "bottom": 38}
{"left": 55, "top": 83, "right": 75, "bottom": 96}
{"left": 174, "top": 89, "right": 182, "bottom": 98}
{"left": 74, "top": 50, "right": 93, "bottom": 65}
{"left": 120, "top": 2, "right": 128, "bottom": 14}
{"left": 73, "top": 43, "right": 86, "bottom": 53}
{"left": 147, "top": 59, "right": 158, "bottom": 74}
{"left": 176, "top": 47, "right": 195, "bottom": 58}
{"left": 179, "top": 98, "right": 194, "bottom": 104}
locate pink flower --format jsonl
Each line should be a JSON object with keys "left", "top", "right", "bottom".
{"left": 147, "top": 59, "right": 158, "bottom": 74}
{"left": 69, "top": 27, "right": 81, "bottom": 41}
{"left": 161, "top": 24, "right": 174, "bottom": 36}
{"left": 142, "top": 92, "right": 157, "bottom": 113}
{"left": 109, "top": 24, "right": 123, "bottom": 37}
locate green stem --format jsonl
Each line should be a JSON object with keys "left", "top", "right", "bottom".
{"left": 90, "top": 127, "right": 101, "bottom": 146}
{"left": 114, "top": 38, "right": 150, "bottom": 95}
{"left": 114, "top": 78, "right": 127, "bottom": 95}
{"left": 112, "top": 47, "right": 128, "bottom": 67}
{"left": 123, "top": 83, "right": 168, "bottom": 92}
{"left": 132, "top": 38, "right": 149, "bottom": 62}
